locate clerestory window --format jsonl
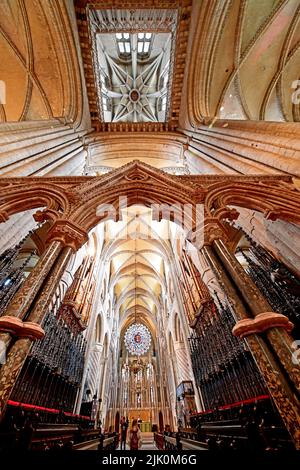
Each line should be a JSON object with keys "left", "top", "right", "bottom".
{"left": 116, "top": 33, "right": 131, "bottom": 57}
{"left": 137, "top": 32, "right": 152, "bottom": 58}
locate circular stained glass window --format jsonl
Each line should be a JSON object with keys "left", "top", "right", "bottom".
{"left": 124, "top": 323, "right": 151, "bottom": 356}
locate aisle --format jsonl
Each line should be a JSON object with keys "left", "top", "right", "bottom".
{"left": 118, "top": 432, "right": 157, "bottom": 450}
{"left": 140, "top": 432, "right": 157, "bottom": 450}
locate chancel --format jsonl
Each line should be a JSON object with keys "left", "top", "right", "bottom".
{"left": 0, "top": 0, "right": 300, "bottom": 454}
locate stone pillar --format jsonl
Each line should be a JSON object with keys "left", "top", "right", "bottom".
{"left": 213, "top": 238, "right": 300, "bottom": 395}
{"left": 200, "top": 242, "right": 300, "bottom": 449}
{"left": 90, "top": 344, "right": 104, "bottom": 397}
{"left": 99, "top": 356, "right": 108, "bottom": 406}
{"left": 0, "top": 220, "right": 88, "bottom": 421}
{"left": 0, "top": 240, "right": 63, "bottom": 348}
{"left": 173, "top": 341, "right": 192, "bottom": 383}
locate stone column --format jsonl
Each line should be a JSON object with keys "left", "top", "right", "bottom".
{"left": 200, "top": 242, "right": 300, "bottom": 449}
{"left": 99, "top": 356, "right": 108, "bottom": 405}
{"left": 0, "top": 240, "right": 63, "bottom": 348}
{"left": 213, "top": 238, "right": 300, "bottom": 395}
{"left": 0, "top": 220, "right": 88, "bottom": 421}
{"left": 90, "top": 344, "right": 104, "bottom": 398}
{"left": 173, "top": 341, "right": 192, "bottom": 383}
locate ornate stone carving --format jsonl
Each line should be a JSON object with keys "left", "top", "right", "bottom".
{"left": 201, "top": 244, "right": 300, "bottom": 447}
{"left": 0, "top": 162, "right": 299, "bottom": 231}
{"left": 125, "top": 171, "right": 149, "bottom": 181}
{"left": 245, "top": 334, "right": 300, "bottom": 449}
{"left": 201, "top": 218, "right": 229, "bottom": 246}
{"left": 46, "top": 220, "right": 88, "bottom": 251}
{"left": 57, "top": 303, "right": 86, "bottom": 335}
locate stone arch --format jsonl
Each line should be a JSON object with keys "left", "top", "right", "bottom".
{"left": 204, "top": 180, "right": 300, "bottom": 226}
{"left": 0, "top": 163, "right": 300, "bottom": 236}
{"left": 0, "top": 181, "right": 72, "bottom": 223}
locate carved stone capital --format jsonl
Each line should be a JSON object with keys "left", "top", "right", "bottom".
{"left": 202, "top": 218, "right": 228, "bottom": 245}
{"left": 46, "top": 220, "right": 88, "bottom": 251}
{"left": 232, "top": 312, "right": 294, "bottom": 338}
{"left": 0, "top": 316, "right": 45, "bottom": 341}
{"left": 33, "top": 208, "right": 59, "bottom": 224}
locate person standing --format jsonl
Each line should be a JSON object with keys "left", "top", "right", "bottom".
{"left": 120, "top": 416, "right": 128, "bottom": 450}
{"left": 128, "top": 419, "right": 142, "bottom": 450}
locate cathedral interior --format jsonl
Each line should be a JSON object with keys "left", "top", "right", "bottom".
{"left": 0, "top": 0, "right": 300, "bottom": 453}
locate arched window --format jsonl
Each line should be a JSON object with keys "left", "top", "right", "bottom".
{"left": 95, "top": 315, "right": 101, "bottom": 343}
{"left": 137, "top": 32, "right": 152, "bottom": 58}
{"left": 116, "top": 33, "right": 131, "bottom": 58}
{"left": 174, "top": 313, "right": 179, "bottom": 342}
{"left": 174, "top": 313, "right": 183, "bottom": 342}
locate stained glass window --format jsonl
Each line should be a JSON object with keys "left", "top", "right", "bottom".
{"left": 124, "top": 323, "right": 151, "bottom": 356}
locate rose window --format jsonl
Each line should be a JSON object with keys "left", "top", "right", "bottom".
{"left": 124, "top": 323, "right": 151, "bottom": 356}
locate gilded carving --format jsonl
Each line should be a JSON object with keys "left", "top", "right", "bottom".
{"left": 213, "top": 238, "right": 300, "bottom": 395}
{"left": 0, "top": 338, "right": 32, "bottom": 420}
{"left": 201, "top": 245, "right": 300, "bottom": 448}
{"left": 27, "top": 247, "right": 74, "bottom": 325}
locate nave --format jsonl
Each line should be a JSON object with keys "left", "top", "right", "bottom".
{"left": 0, "top": 165, "right": 300, "bottom": 452}
{"left": 0, "top": 0, "right": 300, "bottom": 456}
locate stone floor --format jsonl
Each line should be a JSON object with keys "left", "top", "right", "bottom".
{"left": 118, "top": 432, "right": 157, "bottom": 450}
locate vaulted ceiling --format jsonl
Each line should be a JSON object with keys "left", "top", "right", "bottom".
{"left": 102, "top": 205, "right": 175, "bottom": 333}
{"left": 89, "top": 8, "right": 176, "bottom": 123}
{"left": 75, "top": 0, "right": 192, "bottom": 132}
{"left": 181, "top": 0, "right": 300, "bottom": 126}
{"left": 0, "top": 0, "right": 299, "bottom": 179}
{"left": 1, "top": 0, "right": 299, "bottom": 128}
{"left": 0, "top": 0, "right": 84, "bottom": 125}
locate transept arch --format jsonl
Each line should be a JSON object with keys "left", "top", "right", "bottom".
{"left": 0, "top": 162, "right": 300, "bottom": 235}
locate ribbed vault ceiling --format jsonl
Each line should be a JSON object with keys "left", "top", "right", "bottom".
{"left": 186, "top": 0, "right": 300, "bottom": 123}
{"left": 102, "top": 205, "right": 176, "bottom": 331}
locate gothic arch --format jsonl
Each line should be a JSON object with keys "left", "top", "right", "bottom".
{"left": 0, "top": 180, "right": 72, "bottom": 223}
{"left": 0, "top": 163, "right": 300, "bottom": 234}
{"left": 204, "top": 179, "right": 300, "bottom": 225}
